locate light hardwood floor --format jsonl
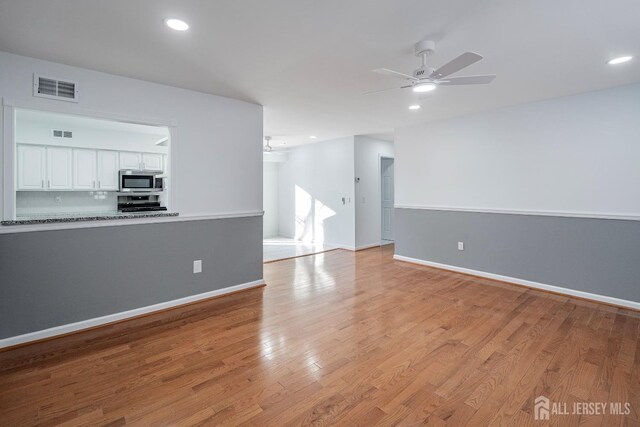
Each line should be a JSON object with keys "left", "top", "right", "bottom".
{"left": 1, "top": 245, "right": 638, "bottom": 425}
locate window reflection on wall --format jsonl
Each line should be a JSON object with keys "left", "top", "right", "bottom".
{"left": 294, "top": 185, "right": 335, "bottom": 244}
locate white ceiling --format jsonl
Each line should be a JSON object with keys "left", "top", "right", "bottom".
{"left": 1, "top": 0, "right": 639, "bottom": 146}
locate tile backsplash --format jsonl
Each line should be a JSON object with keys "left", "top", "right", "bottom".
{"left": 17, "top": 191, "right": 117, "bottom": 216}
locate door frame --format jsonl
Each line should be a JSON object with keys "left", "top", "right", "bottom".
{"left": 378, "top": 154, "right": 395, "bottom": 244}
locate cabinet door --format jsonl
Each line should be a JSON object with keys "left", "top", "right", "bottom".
{"left": 17, "top": 145, "right": 46, "bottom": 190}
{"left": 97, "top": 151, "right": 119, "bottom": 190}
{"left": 142, "top": 153, "right": 163, "bottom": 171}
{"left": 120, "top": 152, "right": 142, "bottom": 170}
{"left": 72, "top": 149, "right": 97, "bottom": 190}
{"left": 47, "top": 147, "right": 73, "bottom": 190}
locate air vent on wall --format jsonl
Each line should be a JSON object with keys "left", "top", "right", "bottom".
{"left": 33, "top": 74, "right": 79, "bottom": 102}
{"left": 52, "top": 129, "right": 73, "bottom": 138}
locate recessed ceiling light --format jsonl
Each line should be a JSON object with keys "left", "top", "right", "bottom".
{"left": 408, "top": 105, "right": 421, "bottom": 110}
{"left": 165, "top": 18, "right": 189, "bottom": 31}
{"left": 607, "top": 56, "right": 632, "bottom": 65}
{"left": 310, "top": 135, "right": 317, "bottom": 139}
{"left": 281, "top": 142, "right": 287, "bottom": 145}
{"left": 412, "top": 83, "right": 436, "bottom": 93}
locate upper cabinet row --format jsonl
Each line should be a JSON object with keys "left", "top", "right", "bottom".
{"left": 17, "top": 145, "right": 165, "bottom": 191}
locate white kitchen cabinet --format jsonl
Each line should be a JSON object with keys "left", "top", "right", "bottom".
{"left": 142, "top": 153, "right": 163, "bottom": 171}
{"left": 47, "top": 147, "right": 73, "bottom": 190}
{"left": 17, "top": 145, "right": 46, "bottom": 190}
{"left": 73, "top": 149, "right": 97, "bottom": 190}
{"left": 120, "top": 152, "right": 142, "bottom": 170}
{"left": 97, "top": 151, "right": 119, "bottom": 190}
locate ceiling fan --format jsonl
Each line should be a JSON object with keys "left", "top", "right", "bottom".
{"left": 366, "top": 40, "right": 496, "bottom": 95}
{"left": 263, "top": 136, "right": 290, "bottom": 153}
{"left": 264, "top": 136, "right": 274, "bottom": 152}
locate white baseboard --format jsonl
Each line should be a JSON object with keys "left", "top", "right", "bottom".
{"left": 356, "top": 243, "right": 382, "bottom": 251}
{"left": 0, "top": 279, "right": 266, "bottom": 349}
{"left": 393, "top": 254, "right": 640, "bottom": 310}
{"left": 332, "top": 245, "right": 356, "bottom": 251}
{"left": 331, "top": 243, "right": 383, "bottom": 251}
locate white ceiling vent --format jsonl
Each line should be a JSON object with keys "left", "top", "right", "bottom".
{"left": 33, "top": 74, "right": 79, "bottom": 102}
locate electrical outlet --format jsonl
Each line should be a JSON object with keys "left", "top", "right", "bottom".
{"left": 458, "top": 242, "right": 464, "bottom": 251}
{"left": 193, "top": 260, "right": 202, "bottom": 274}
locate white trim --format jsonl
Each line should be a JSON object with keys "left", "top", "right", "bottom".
{"left": 327, "top": 243, "right": 382, "bottom": 252}
{"left": 7, "top": 97, "right": 173, "bottom": 127}
{"left": 325, "top": 243, "right": 356, "bottom": 251}
{"left": 356, "top": 242, "right": 382, "bottom": 251}
{"left": 393, "top": 254, "right": 640, "bottom": 310}
{"left": 2, "top": 102, "right": 16, "bottom": 219}
{"left": 0, "top": 279, "right": 266, "bottom": 349}
{"left": 379, "top": 154, "right": 395, "bottom": 242}
{"left": 394, "top": 204, "right": 640, "bottom": 222}
{"left": 0, "top": 210, "right": 265, "bottom": 234}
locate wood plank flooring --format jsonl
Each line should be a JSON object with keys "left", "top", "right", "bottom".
{"left": 0, "top": 245, "right": 638, "bottom": 426}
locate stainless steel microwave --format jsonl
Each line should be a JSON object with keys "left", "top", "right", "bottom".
{"left": 119, "top": 170, "right": 165, "bottom": 192}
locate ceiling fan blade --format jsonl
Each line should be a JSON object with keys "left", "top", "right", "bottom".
{"left": 430, "top": 52, "right": 483, "bottom": 79}
{"left": 437, "top": 74, "right": 496, "bottom": 85}
{"left": 363, "top": 84, "right": 412, "bottom": 95}
{"left": 364, "top": 87, "right": 401, "bottom": 95}
{"left": 372, "top": 68, "right": 417, "bottom": 81}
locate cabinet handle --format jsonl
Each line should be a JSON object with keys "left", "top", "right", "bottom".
{"left": 47, "top": 180, "right": 50, "bottom": 189}
{"left": 93, "top": 180, "right": 96, "bottom": 189}
{"left": 41, "top": 180, "right": 44, "bottom": 188}
{"left": 98, "top": 181, "right": 101, "bottom": 189}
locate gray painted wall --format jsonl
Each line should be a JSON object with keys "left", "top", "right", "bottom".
{"left": 395, "top": 208, "right": 640, "bottom": 302}
{"left": 0, "top": 217, "right": 263, "bottom": 339}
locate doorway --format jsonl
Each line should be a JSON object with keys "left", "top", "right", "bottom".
{"left": 380, "top": 157, "right": 395, "bottom": 243}
{"left": 262, "top": 153, "right": 336, "bottom": 262}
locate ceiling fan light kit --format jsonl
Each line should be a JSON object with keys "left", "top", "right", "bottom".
{"left": 412, "top": 83, "right": 436, "bottom": 93}
{"left": 367, "top": 39, "right": 496, "bottom": 96}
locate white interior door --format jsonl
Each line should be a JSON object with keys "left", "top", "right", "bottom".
{"left": 73, "top": 149, "right": 97, "bottom": 190}
{"left": 17, "top": 145, "right": 46, "bottom": 190}
{"left": 381, "top": 158, "right": 395, "bottom": 241}
{"left": 97, "top": 151, "right": 119, "bottom": 190}
{"left": 47, "top": 147, "right": 73, "bottom": 190}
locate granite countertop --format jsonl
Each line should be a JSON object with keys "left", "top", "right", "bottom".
{"left": 1, "top": 211, "right": 179, "bottom": 226}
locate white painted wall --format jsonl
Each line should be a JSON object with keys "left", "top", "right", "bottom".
{"left": 263, "top": 162, "right": 279, "bottom": 238}
{"left": 354, "top": 136, "right": 394, "bottom": 248}
{"left": 395, "top": 83, "right": 640, "bottom": 216}
{"left": 16, "top": 112, "right": 169, "bottom": 154}
{"left": 278, "top": 137, "right": 355, "bottom": 248}
{"left": 0, "top": 51, "right": 262, "bottom": 218}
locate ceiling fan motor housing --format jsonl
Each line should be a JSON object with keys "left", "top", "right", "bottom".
{"left": 414, "top": 40, "right": 435, "bottom": 56}
{"left": 414, "top": 66, "right": 435, "bottom": 79}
